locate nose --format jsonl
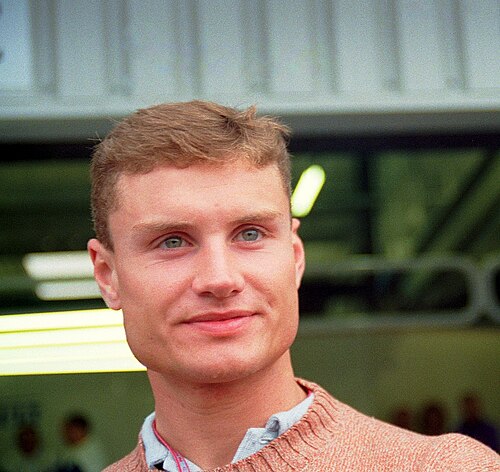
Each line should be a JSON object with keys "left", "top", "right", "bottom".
{"left": 191, "top": 243, "right": 244, "bottom": 298}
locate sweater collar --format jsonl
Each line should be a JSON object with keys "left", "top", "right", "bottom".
{"left": 135, "top": 379, "right": 340, "bottom": 471}
{"left": 141, "top": 383, "right": 315, "bottom": 470}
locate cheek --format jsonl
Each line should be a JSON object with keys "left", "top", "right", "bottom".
{"left": 118, "top": 262, "right": 188, "bottom": 304}
{"left": 252, "top": 254, "right": 299, "bottom": 310}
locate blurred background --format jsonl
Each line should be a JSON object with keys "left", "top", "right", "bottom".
{"left": 0, "top": 0, "right": 499, "bottom": 468}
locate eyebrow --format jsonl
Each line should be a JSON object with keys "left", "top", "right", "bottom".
{"left": 132, "top": 220, "right": 193, "bottom": 235}
{"left": 231, "top": 209, "right": 285, "bottom": 226}
{"left": 131, "top": 210, "right": 285, "bottom": 235}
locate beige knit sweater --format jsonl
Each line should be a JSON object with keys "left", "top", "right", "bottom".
{"left": 104, "top": 379, "right": 499, "bottom": 471}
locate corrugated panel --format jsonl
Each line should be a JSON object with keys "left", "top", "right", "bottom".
{"left": 0, "top": 0, "right": 498, "bottom": 134}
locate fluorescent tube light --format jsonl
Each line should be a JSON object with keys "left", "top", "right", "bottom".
{"left": 21, "top": 251, "right": 103, "bottom": 301}
{"left": 0, "top": 343, "right": 145, "bottom": 376}
{"left": 35, "top": 280, "right": 102, "bottom": 300}
{"left": 0, "top": 309, "right": 145, "bottom": 375}
{"left": 0, "top": 308, "right": 119, "bottom": 332}
{"left": 291, "top": 165, "right": 326, "bottom": 217}
{"left": 1, "top": 325, "right": 125, "bottom": 348}
{"left": 23, "top": 251, "right": 93, "bottom": 280}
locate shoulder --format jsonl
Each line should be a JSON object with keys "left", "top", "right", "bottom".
{"left": 338, "top": 402, "right": 499, "bottom": 470}
{"left": 102, "top": 439, "right": 148, "bottom": 472}
{"left": 298, "top": 379, "right": 499, "bottom": 471}
{"left": 418, "top": 433, "right": 500, "bottom": 471}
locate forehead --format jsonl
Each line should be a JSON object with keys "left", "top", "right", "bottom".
{"left": 112, "top": 161, "right": 290, "bottom": 220}
{"left": 117, "top": 160, "right": 285, "bottom": 195}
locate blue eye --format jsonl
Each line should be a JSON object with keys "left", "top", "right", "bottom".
{"left": 162, "top": 236, "right": 185, "bottom": 248}
{"left": 239, "top": 229, "right": 261, "bottom": 242}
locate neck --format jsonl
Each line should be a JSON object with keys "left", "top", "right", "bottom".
{"left": 148, "top": 351, "right": 306, "bottom": 469}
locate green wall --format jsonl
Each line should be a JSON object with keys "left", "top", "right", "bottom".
{"left": 292, "top": 328, "right": 500, "bottom": 429}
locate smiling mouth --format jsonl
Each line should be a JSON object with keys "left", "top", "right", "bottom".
{"left": 187, "top": 311, "right": 253, "bottom": 323}
{"left": 183, "top": 312, "right": 256, "bottom": 335}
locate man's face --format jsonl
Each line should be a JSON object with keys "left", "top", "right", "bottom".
{"left": 89, "top": 160, "right": 305, "bottom": 385}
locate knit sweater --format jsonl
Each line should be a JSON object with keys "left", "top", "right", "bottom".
{"left": 104, "top": 379, "right": 500, "bottom": 471}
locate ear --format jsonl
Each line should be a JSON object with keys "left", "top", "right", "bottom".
{"left": 87, "top": 238, "right": 121, "bottom": 310}
{"left": 291, "top": 218, "right": 305, "bottom": 289}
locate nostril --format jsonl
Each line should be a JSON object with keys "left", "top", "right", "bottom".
{"left": 193, "top": 279, "right": 244, "bottom": 299}
{"left": 191, "top": 247, "right": 245, "bottom": 297}
{"left": 192, "top": 267, "right": 244, "bottom": 298}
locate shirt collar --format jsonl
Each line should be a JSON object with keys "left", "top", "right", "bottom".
{"left": 141, "top": 392, "right": 314, "bottom": 471}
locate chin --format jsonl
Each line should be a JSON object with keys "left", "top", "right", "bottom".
{"left": 192, "top": 359, "right": 264, "bottom": 385}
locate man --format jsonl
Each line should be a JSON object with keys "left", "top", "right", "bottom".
{"left": 53, "top": 414, "right": 107, "bottom": 472}
{"left": 2, "top": 424, "right": 50, "bottom": 472}
{"left": 456, "top": 394, "right": 499, "bottom": 452}
{"left": 88, "top": 101, "right": 499, "bottom": 471}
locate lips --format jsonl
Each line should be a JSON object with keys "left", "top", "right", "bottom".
{"left": 182, "top": 311, "right": 256, "bottom": 336}
{"left": 186, "top": 311, "right": 254, "bottom": 323}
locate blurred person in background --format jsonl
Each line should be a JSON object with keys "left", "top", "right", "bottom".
{"left": 390, "top": 406, "right": 414, "bottom": 431}
{"left": 420, "top": 401, "right": 448, "bottom": 436}
{"left": 2, "top": 423, "right": 52, "bottom": 472}
{"left": 51, "top": 413, "right": 107, "bottom": 472}
{"left": 456, "top": 393, "right": 499, "bottom": 453}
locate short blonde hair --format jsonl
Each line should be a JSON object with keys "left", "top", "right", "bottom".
{"left": 91, "top": 100, "right": 291, "bottom": 248}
